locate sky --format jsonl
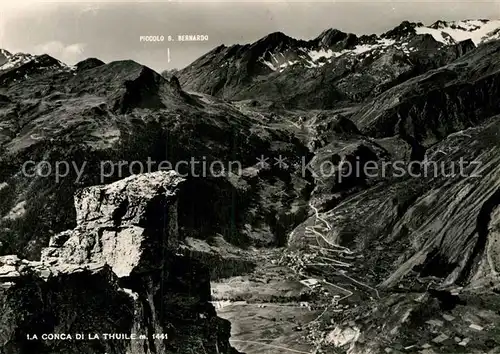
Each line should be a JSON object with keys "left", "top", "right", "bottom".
{"left": 1, "top": 0, "right": 499, "bottom": 72}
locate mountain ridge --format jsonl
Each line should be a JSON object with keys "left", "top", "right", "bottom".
{"left": 176, "top": 19, "right": 492, "bottom": 109}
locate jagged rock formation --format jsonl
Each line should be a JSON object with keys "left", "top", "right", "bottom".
{"left": 0, "top": 171, "right": 237, "bottom": 354}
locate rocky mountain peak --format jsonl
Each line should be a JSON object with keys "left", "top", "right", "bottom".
{"left": 249, "top": 31, "right": 297, "bottom": 56}
{"left": 178, "top": 19, "right": 486, "bottom": 105}
{"left": 0, "top": 51, "right": 67, "bottom": 72}
{"left": 429, "top": 19, "right": 450, "bottom": 29}
{"left": 315, "top": 28, "right": 353, "bottom": 47}
{"left": 65, "top": 59, "right": 182, "bottom": 113}
{"left": 74, "top": 170, "right": 184, "bottom": 229}
{"left": 381, "top": 20, "right": 423, "bottom": 40}
{"left": 256, "top": 31, "right": 292, "bottom": 45}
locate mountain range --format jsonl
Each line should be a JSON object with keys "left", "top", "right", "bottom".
{"left": 0, "top": 18, "right": 500, "bottom": 354}
{"left": 175, "top": 20, "right": 496, "bottom": 108}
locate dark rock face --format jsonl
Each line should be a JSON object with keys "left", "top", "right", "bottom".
{"left": 456, "top": 38, "right": 476, "bottom": 55}
{"left": 381, "top": 20, "right": 422, "bottom": 40}
{"left": 316, "top": 29, "right": 354, "bottom": 48}
{"left": 0, "top": 171, "right": 237, "bottom": 354}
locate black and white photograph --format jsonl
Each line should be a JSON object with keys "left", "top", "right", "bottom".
{"left": 0, "top": 0, "right": 500, "bottom": 353}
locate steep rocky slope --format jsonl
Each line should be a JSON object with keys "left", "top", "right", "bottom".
{"left": 353, "top": 39, "right": 500, "bottom": 147}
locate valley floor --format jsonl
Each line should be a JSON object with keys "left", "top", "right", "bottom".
{"left": 212, "top": 249, "right": 323, "bottom": 354}
{"left": 211, "top": 247, "right": 500, "bottom": 354}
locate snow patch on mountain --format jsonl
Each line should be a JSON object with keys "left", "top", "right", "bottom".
{"left": 0, "top": 50, "right": 73, "bottom": 78}
{"left": 0, "top": 49, "right": 11, "bottom": 59}
{"left": 416, "top": 19, "right": 500, "bottom": 45}
{"left": 0, "top": 52, "right": 36, "bottom": 71}
{"left": 350, "top": 39, "right": 395, "bottom": 55}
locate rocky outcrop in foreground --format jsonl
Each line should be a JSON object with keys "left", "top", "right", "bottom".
{"left": 0, "top": 171, "right": 237, "bottom": 354}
